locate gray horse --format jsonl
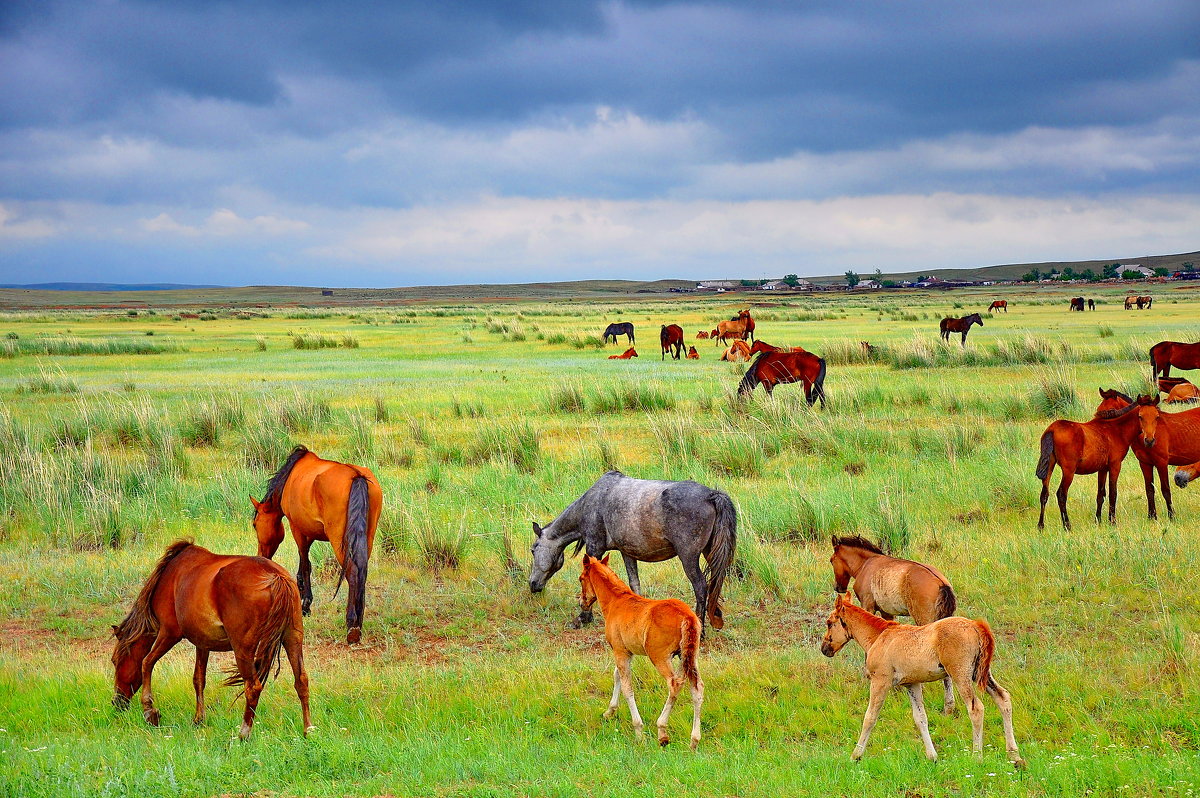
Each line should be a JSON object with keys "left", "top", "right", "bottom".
{"left": 529, "top": 471, "right": 737, "bottom": 633}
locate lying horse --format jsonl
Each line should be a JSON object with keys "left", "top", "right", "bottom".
{"left": 580, "top": 554, "right": 704, "bottom": 749}
{"left": 737, "top": 350, "right": 827, "bottom": 405}
{"left": 1175, "top": 461, "right": 1200, "bottom": 488}
{"left": 939, "top": 313, "right": 984, "bottom": 344}
{"left": 111, "top": 541, "right": 312, "bottom": 740}
{"left": 660, "top": 324, "right": 684, "bottom": 360}
{"left": 720, "top": 340, "right": 752, "bottom": 362}
{"left": 686, "top": 346, "right": 699, "bottom": 360}
{"left": 987, "top": 300, "right": 1008, "bottom": 313}
{"left": 696, "top": 330, "right": 709, "bottom": 339}
{"left": 1150, "top": 340, "right": 1200, "bottom": 381}
{"left": 529, "top": 471, "right": 737, "bottom": 635}
{"left": 603, "top": 322, "right": 635, "bottom": 345}
{"left": 1159, "top": 377, "right": 1200, "bottom": 404}
{"left": 609, "top": 347, "right": 638, "bottom": 359}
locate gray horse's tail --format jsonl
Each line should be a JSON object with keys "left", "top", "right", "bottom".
{"left": 703, "top": 491, "right": 737, "bottom": 630}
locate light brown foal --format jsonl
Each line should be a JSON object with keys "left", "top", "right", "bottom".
{"left": 820, "top": 593, "right": 1023, "bottom": 767}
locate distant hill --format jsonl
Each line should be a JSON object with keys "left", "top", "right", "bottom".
{"left": 0, "top": 282, "right": 224, "bottom": 291}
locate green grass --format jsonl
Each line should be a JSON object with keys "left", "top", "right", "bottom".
{"left": 0, "top": 284, "right": 1199, "bottom": 796}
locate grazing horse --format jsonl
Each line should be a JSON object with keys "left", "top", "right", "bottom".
{"left": 714, "top": 310, "right": 755, "bottom": 344}
{"left": 696, "top": 330, "right": 709, "bottom": 339}
{"left": 251, "top": 446, "right": 383, "bottom": 644}
{"left": 579, "top": 554, "right": 703, "bottom": 749}
{"left": 1069, "top": 297, "right": 1085, "bottom": 312}
{"left": 938, "top": 313, "right": 983, "bottom": 345}
{"left": 1150, "top": 340, "right": 1200, "bottom": 381}
{"left": 820, "top": 593, "right": 1023, "bottom": 767}
{"left": 709, "top": 328, "right": 719, "bottom": 339}
{"left": 749, "top": 340, "right": 805, "bottom": 355}
{"left": 738, "top": 350, "right": 827, "bottom": 405}
{"left": 111, "top": 541, "right": 312, "bottom": 740}
{"left": 609, "top": 347, "right": 638, "bottom": 360}
{"left": 686, "top": 346, "right": 699, "bottom": 360}
{"left": 660, "top": 324, "right": 684, "bottom": 360}
{"left": 720, "top": 340, "right": 752, "bottom": 362}
{"left": 1127, "top": 395, "right": 1200, "bottom": 521}
{"left": 829, "top": 535, "right": 958, "bottom": 714}
{"left": 1138, "top": 296, "right": 1153, "bottom": 309}
{"left": 987, "top": 300, "right": 1008, "bottom": 313}
{"left": 1036, "top": 389, "right": 1142, "bottom": 530}
{"left": 529, "top": 471, "right": 737, "bottom": 635}
{"left": 603, "top": 322, "right": 636, "bottom": 345}
{"left": 1088, "top": 298, "right": 1096, "bottom": 310}
{"left": 1125, "top": 295, "right": 1137, "bottom": 310}
{"left": 860, "top": 341, "right": 877, "bottom": 356}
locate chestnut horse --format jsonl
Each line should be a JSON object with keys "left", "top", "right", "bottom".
{"left": 252, "top": 445, "right": 383, "bottom": 644}
{"left": 660, "top": 324, "right": 684, "bottom": 360}
{"left": 1069, "top": 297, "right": 1085, "bottom": 312}
{"left": 738, "top": 350, "right": 827, "bottom": 405}
{"left": 696, "top": 330, "right": 709, "bottom": 339}
{"left": 749, "top": 340, "right": 805, "bottom": 355}
{"left": 987, "top": 300, "right": 1008, "bottom": 313}
{"left": 1127, "top": 395, "right": 1200, "bottom": 521}
{"left": 1125, "top": 295, "right": 1137, "bottom": 310}
{"left": 111, "top": 541, "right": 312, "bottom": 740}
{"left": 686, "top": 346, "right": 699, "bottom": 360}
{"left": 939, "top": 313, "right": 983, "bottom": 345}
{"left": 1159, "top": 377, "right": 1200, "bottom": 404}
{"left": 714, "top": 310, "right": 755, "bottom": 344}
{"left": 830, "top": 535, "right": 958, "bottom": 713}
{"left": 820, "top": 593, "right": 1023, "bottom": 767}
{"left": 720, "top": 339, "right": 752, "bottom": 362}
{"left": 1138, "top": 296, "right": 1153, "bottom": 309}
{"left": 609, "top": 347, "right": 638, "bottom": 359}
{"left": 579, "top": 554, "right": 703, "bottom": 749}
{"left": 1036, "top": 389, "right": 1141, "bottom": 530}
{"left": 1150, "top": 340, "right": 1200, "bottom": 381}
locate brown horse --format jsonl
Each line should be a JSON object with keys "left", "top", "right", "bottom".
{"left": 939, "top": 313, "right": 983, "bottom": 345}
{"left": 1127, "top": 395, "right": 1200, "bottom": 521}
{"left": 696, "top": 331, "right": 709, "bottom": 339}
{"left": 579, "top": 554, "right": 704, "bottom": 749}
{"left": 720, "top": 340, "right": 752, "bottom": 362}
{"left": 252, "top": 445, "right": 383, "bottom": 644}
{"left": 609, "top": 347, "right": 638, "bottom": 359}
{"left": 1150, "top": 341, "right": 1200, "bottom": 381}
{"left": 1036, "top": 389, "right": 1141, "bottom": 529}
{"left": 1159, "top": 377, "right": 1200, "bottom": 403}
{"left": 749, "top": 340, "right": 805, "bottom": 355}
{"left": 820, "top": 593, "right": 1023, "bottom": 767}
{"left": 111, "top": 541, "right": 312, "bottom": 740}
{"left": 1138, "top": 296, "right": 1153, "bottom": 309}
{"left": 1069, "top": 297, "right": 1085, "bottom": 312}
{"left": 686, "top": 346, "right": 699, "bottom": 360}
{"left": 987, "top": 300, "right": 1008, "bottom": 313}
{"left": 738, "top": 350, "right": 827, "bottom": 405}
{"left": 830, "top": 535, "right": 958, "bottom": 713}
{"left": 714, "top": 310, "right": 754, "bottom": 344}
{"left": 1087, "top": 298, "right": 1095, "bottom": 310}
{"left": 1125, "top": 295, "right": 1137, "bottom": 310}
{"left": 1174, "top": 460, "right": 1200, "bottom": 488}
{"left": 660, "top": 324, "right": 684, "bottom": 360}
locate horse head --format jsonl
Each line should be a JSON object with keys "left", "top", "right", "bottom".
{"left": 529, "top": 521, "right": 572, "bottom": 593}
{"left": 1135, "top": 395, "right": 1162, "bottom": 448}
{"left": 111, "top": 624, "right": 152, "bottom": 709}
{"left": 820, "top": 593, "right": 853, "bottom": 657}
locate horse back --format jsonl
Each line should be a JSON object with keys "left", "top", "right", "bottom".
{"left": 605, "top": 595, "right": 693, "bottom": 656}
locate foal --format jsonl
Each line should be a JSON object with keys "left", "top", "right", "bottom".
{"left": 820, "top": 593, "right": 1023, "bottom": 767}
{"left": 579, "top": 554, "right": 704, "bottom": 749}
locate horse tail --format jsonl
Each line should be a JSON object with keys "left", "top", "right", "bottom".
{"left": 810, "top": 356, "right": 827, "bottom": 407}
{"left": 703, "top": 491, "right": 737, "bottom": 630}
{"left": 738, "top": 354, "right": 764, "bottom": 396}
{"left": 933, "top": 582, "right": 956, "bottom": 620}
{"left": 680, "top": 614, "right": 701, "bottom": 688}
{"left": 972, "top": 619, "right": 996, "bottom": 692}
{"left": 224, "top": 570, "right": 296, "bottom": 692}
{"left": 337, "top": 476, "right": 371, "bottom": 634}
{"left": 1035, "top": 429, "right": 1055, "bottom": 481}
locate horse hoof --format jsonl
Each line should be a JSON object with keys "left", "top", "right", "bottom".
{"left": 305, "top": 725, "right": 317, "bottom": 737}
{"left": 1012, "top": 756, "right": 1027, "bottom": 770}
{"left": 570, "top": 618, "right": 582, "bottom": 630}
{"left": 144, "top": 708, "right": 160, "bottom": 726}
{"left": 301, "top": 606, "right": 312, "bottom": 617}
{"left": 659, "top": 737, "right": 670, "bottom": 747}
{"left": 346, "top": 628, "right": 362, "bottom": 645}
{"left": 239, "top": 723, "right": 252, "bottom": 741}
{"left": 602, "top": 709, "right": 616, "bottom": 720}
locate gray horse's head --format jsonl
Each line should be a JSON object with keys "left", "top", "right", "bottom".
{"left": 529, "top": 521, "right": 568, "bottom": 593}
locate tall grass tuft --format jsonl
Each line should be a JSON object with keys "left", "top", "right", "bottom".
{"left": 273, "top": 391, "right": 332, "bottom": 433}
{"left": 468, "top": 421, "right": 540, "bottom": 472}
{"left": 3, "top": 336, "right": 182, "bottom": 357}
{"left": 16, "top": 364, "right": 79, "bottom": 394}
{"left": 1028, "top": 363, "right": 1082, "bottom": 418}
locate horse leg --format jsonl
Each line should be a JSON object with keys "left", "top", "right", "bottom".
{"left": 192, "top": 648, "right": 209, "bottom": 725}
{"left": 677, "top": 553, "right": 708, "bottom": 638}
{"left": 138, "top": 631, "right": 180, "bottom": 727}
{"left": 985, "top": 676, "right": 1025, "bottom": 768}
{"left": 1107, "top": 463, "right": 1120, "bottom": 523}
{"left": 296, "top": 539, "right": 314, "bottom": 616}
{"left": 1095, "top": 470, "right": 1106, "bottom": 523}
{"left": 952, "top": 672, "right": 985, "bottom": 757}
{"left": 1037, "top": 468, "right": 1053, "bottom": 530}
{"left": 615, "top": 652, "right": 644, "bottom": 741}
{"left": 1139, "top": 460, "right": 1157, "bottom": 520}
{"left": 603, "top": 666, "right": 622, "bottom": 719}
{"left": 851, "top": 676, "right": 890, "bottom": 761}
{"left": 905, "top": 684, "right": 937, "bottom": 761}
{"left": 1156, "top": 461, "right": 1174, "bottom": 521}
{"left": 234, "top": 649, "right": 264, "bottom": 741}
{"left": 941, "top": 675, "right": 956, "bottom": 716}
{"left": 1056, "top": 470, "right": 1074, "bottom": 530}
{"left": 650, "top": 653, "right": 681, "bottom": 747}
{"left": 283, "top": 625, "right": 314, "bottom": 735}
{"left": 621, "top": 553, "right": 642, "bottom": 594}
{"left": 961, "top": 331, "right": 968, "bottom": 346}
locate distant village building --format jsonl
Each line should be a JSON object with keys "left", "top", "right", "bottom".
{"left": 760, "top": 280, "right": 788, "bottom": 290}
{"left": 1121, "top": 265, "right": 1154, "bottom": 277}
{"left": 696, "top": 280, "right": 737, "bottom": 291}
{"left": 853, "top": 279, "right": 881, "bottom": 290}
{"left": 321, "top": 289, "right": 334, "bottom": 296}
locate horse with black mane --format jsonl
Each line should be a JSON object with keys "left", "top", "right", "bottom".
{"left": 603, "top": 322, "right": 636, "bottom": 345}
{"left": 738, "top": 350, "right": 827, "bottom": 405}
{"left": 939, "top": 313, "right": 983, "bottom": 345}
{"left": 1070, "top": 297, "right": 1085, "bottom": 312}
{"left": 660, "top": 324, "right": 684, "bottom": 360}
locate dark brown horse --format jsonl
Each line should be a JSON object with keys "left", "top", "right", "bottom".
{"left": 1087, "top": 298, "right": 1096, "bottom": 310}
{"left": 1127, "top": 395, "right": 1200, "bottom": 521}
{"left": 737, "top": 350, "right": 826, "bottom": 405}
{"left": 1138, "top": 296, "right": 1153, "bottom": 309}
{"left": 939, "top": 313, "right": 983, "bottom": 345}
{"left": 987, "top": 300, "right": 1008, "bottom": 313}
{"left": 1035, "top": 389, "right": 1141, "bottom": 529}
{"left": 252, "top": 445, "right": 383, "bottom": 644}
{"left": 603, "top": 322, "right": 636, "bottom": 345}
{"left": 660, "top": 324, "right": 684, "bottom": 360}
{"left": 1150, "top": 341, "right": 1200, "bottom": 381}
{"left": 111, "top": 541, "right": 312, "bottom": 740}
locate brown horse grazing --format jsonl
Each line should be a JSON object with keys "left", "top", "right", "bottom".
{"left": 1069, "top": 297, "right": 1085, "bottom": 311}
{"left": 686, "top": 346, "right": 699, "bottom": 360}
{"left": 1150, "top": 340, "right": 1200, "bottom": 381}
{"left": 660, "top": 324, "right": 684, "bottom": 360}
{"left": 580, "top": 554, "right": 703, "bottom": 749}
{"left": 1138, "top": 296, "right": 1153, "bottom": 309}
{"left": 939, "top": 313, "right": 983, "bottom": 345}
{"left": 1036, "top": 389, "right": 1141, "bottom": 530}
{"left": 820, "top": 593, "right": 1023, "bottom": 767}
{"left": 987, "top": 300, "right": 1008, "bottom": 313}
{"left": 609, "top": 347, "right": 638, "bottom": 359}
{"left": 749, "top": 340, "right": 805, "bottom": 355}
{"left": 1127, "top": 395, "right": 1200, "bottom": 521}
{"left": 714, "top": 310, "right": 755, "bottom": 344}
{"left": 252, "top": 446, "right": 383, "bottom": 644}
{"left": 738, "top": 349, "right": 827, "bottom": 405}
{"left": 111, "top": 541, "right": 312, "bottom": 740}
{"left": 1125, "top": 295, "right": 1137, "bottom": 310}
{"left": 720, "top": 340, "right": 752, "bottom": 362}
{"left": 696, "top": 330, "right": 709, "bottom": 339}
{"left": 1088, "top": 298, "right": 1096, "bottom": 310}
{"left": 830, "top": 535, "right": 958, "bottom": 714}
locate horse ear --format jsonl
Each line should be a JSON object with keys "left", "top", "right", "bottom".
{"left": 111, "top": 625, "right": 119, "bottom": 636}
{"left": 600, "top": 554, "right": 610, "bottom": 565}
{"left": 249, "top": 495, "right": 261, "bottom": 510}
{"left": 532, "top": 522, "right": 542, "bottom": 538}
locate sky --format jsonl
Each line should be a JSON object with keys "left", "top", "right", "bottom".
{"left": 1, "top": 0, "right": 1198, "bottom": 287}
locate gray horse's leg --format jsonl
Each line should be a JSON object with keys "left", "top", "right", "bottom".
{"left": 622, "top": 554, "right": 641, "bottom": 594}
{"left": 677, "top": 554, "right": 708, "bottom": 636}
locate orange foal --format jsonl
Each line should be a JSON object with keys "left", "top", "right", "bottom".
{"left": 579, "top": 554, "right": 704, "bottom": 749}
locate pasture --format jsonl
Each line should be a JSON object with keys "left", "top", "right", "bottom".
{"left": 1, "top": 285, "right": 1198, "bottom": 797}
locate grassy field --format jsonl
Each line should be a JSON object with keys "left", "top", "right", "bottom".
{"left": 1, "top": 284, "right": 1199, "bottom": 797}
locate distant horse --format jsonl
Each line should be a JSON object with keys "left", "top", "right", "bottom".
{"left": 938, "top": 313, "right": 983, "bottom": 345}
{"left": 1125, "top": 295, "right": 1137, "bottom": 310}
{"left": 720, "top": 340, "right": 752, "bottom": 362}
{"left": 529, "top": 471, "right": 737, "bottom": 635}
{"left": 251, "top": 445, "right": 383, "bottom": 644}
{"left": 1138, "top": 296, "right": 1153, "bottom": 309}
{"left": 987, "top": 300, "right": 1008, "bottom": 313}
{"left": 830, "top": 535, "right": 958, "bottom": 713}
{"left": 748, "top": 340, "right": 805, "bottom": 355}
{"left": 111, "top": 541, "right": 312, "bottom": 740}
{"left": 738, "top": 350, "right": 827, "bottom": 406}
{"left": 609, "top": 347, "right": 638, "bottom": 359}
{"left": 696, "top": 331, "right": 709, "bottom": 339}
{"left": 709, "top": 328, "right": 719, "bottom": 339}
{"left": 579, "top": 554, "right": 704, "bottom": 749}
{"left": 1069, "top": 297, "right": 1085, "bottom": 312}
{"left": 603, "top": 322, "right": 635, "bottom": 345}
{"left": 860, "top": 341, "right": 877, "bottom": 356}
{"left": 1167, "top": 383, "right": 1200, "bottom": 404}
{"left": 820, "top": 593, "right": 1023, "bottom": 767}
{"left": 660, "top": 324, "right": 684, "bottom": 360}
{"left": 715, "top": 310, "right": 754, "bottom": 344}
{"left": 1035, "top": 389, "right": 1141, "bottom": 529}
{"left": 1150, "top": 341, "right": 1200, "bottom": 381}
{"left": 1126, "top": 395, "right": 1200, "bottom": 521}
{"left": 686, "top": 346, "right": 699, "bottom": 360}
{"left": 1088, "top": 299, "right": 1096, "bottom": 310}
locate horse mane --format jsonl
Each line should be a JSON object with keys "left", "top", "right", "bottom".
{"left": 841, "top": 598, "right": 893, "bottom": 632}
{"left": 583, "top": 556, "right": 634, "bottom": 596}
{"left": 262, "top": 445, "right": 310, "bottom": 509}
{"left": 1094, "top": 402, "right": 1138, "bottom": 420}
{"left": 114, "top": 539, "right": 193, "bottom": 656}
{"left": 832, "top": 534, "right": 884, "bottom": 554}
